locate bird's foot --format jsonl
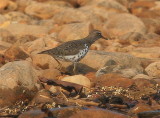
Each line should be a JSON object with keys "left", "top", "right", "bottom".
{"left": 56, "top": 65, "right": 66, "bottom": 74}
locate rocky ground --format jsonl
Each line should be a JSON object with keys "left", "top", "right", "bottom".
{"left": 0, "top": 0, "right": 160, "bottom": 118}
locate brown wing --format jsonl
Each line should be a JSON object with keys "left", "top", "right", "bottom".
{"left": 39, "top": 40, "right": 86, "bottom": 56}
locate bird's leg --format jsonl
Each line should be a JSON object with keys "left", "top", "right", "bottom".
{"left": 73, "top": 62, "right": 78, "bottom": 74}
{"left": 53, "top": 58, "right": 65, "bottom": 72}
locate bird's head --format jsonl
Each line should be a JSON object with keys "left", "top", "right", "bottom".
{"left": 89, "top": 30, "right": 109, "bottom": 40}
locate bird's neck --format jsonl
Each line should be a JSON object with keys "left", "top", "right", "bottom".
{"left": 83, "top": 36, "right": 99, "bottom": 46}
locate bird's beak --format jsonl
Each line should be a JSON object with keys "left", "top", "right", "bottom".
{"left": 102, "top": 36, "right": 109, "bottom": 40}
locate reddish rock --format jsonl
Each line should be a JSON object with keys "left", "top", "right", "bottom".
{"left": 4, "top": 42, "right": 29, "bottom": 60}
{"left": 129, "top": 103, "right": 153, "bottom": 114}
{"left": 133, "top": 78, "right": 155, "bottom": 89}
{"left": 31, "top": 54, "right": 59, "bottom": 69}
{"left": 95, "top": 73, "right": 134, "bottom": 88}
{"left": 19, "top": 106, "right": 82, "bottom": 118}
{"left": 70, "top": 109, "right": 129, "bottom": 118}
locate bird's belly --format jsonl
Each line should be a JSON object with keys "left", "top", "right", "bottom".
{"left": 56, "top": 48, "right": 88, "bottom": 62}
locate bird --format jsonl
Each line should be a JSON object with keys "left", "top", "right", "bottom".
{"left": 38, "top": 30, "right": 108, "bottom": 74}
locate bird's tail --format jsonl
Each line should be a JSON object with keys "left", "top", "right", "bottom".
{"left": 38, "top": 50, "right": 49, "bottom": 55}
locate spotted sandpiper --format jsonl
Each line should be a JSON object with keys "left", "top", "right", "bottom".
{"left": 38, "top": 30, "right": 108, "bottom": 74}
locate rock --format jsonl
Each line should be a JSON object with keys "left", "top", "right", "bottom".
{"left": 141, "top": 18, "right": 160, "bottom": 34}
{"left": 0, "top": 54, "right": 5, "bottom": 67}
{"left": 90, "top": 43, "right": 103, "bottom": 50}
{"left": 4, "top": 11, "right": 32, "bottom": 24}
{"left": 154, "top": 79, "right": 160, "bottom": 86}
{"left": 0, "top": 40, "right": 11, "bottom": 54}
{"left": 138, "top": 110, "right": 160, "bottom": 118}
{"left": 57, "top": 0, "right": 90, "bottom": 7}
{"left": 23, "top": 38, "right": 46, "bottom": 54}
{"left": 103, "top": 13, "right": 147, "bottom": 38}
{"left": 0, "top": 60, "right": 38, "bottom": 89}
{"left": 130, "top": 1, "right": 160, "bottom": 19}
{"left": 0, "top": 0, "right": 17, "bottom": 13}
{"left": 39, "top": 68, "right": 61, "bottom": 79}
{"left": 81, "top": 50, "right": 143, "bottom": 73}
{"left": 52, "top": 7, "right": 104, "bottom": 29}
{"left": 132, "top": 74, "right": 152, "bottom": 80}
{"left": 16, "top": 0, "right": 33, "bottom": 12}
{"left": 0, "top": 15, "right": 6, "bottom": 25}
{"left": 19, "top": 106, "right": 81, "bottom": 118}
{"left": 30, "top": 89, "right": 55, "bottom": 105}
{"left": 0, "top": 29, "right": 15, "bottom": 43}
{"left": 0, "top": 61, "right": 39, "bottom": 106}
{"left": 129, "top": 103, "right": 153, "bottom": 114}
{"left": 95, "top": 73, "right": 134, "bottom": 88}
{"left": 96, "top": 59, "right": 140, "bottom": 78}
{"left": 58, "top": 22, "right": 92, "bottom": 42}
{"left": 23, "top": 35, "right": 59, "bottom": 54}
{"left": 70, "top": 108, "right": 129, "bottom": 118}
{"left": 115, "top": 0, "right": 129, "bottom": 7}
{"left": 61, "top": 75, "right": 91, "bottom": 88}
{"left": 130, "top": 47, "right": 160, "bottom": 59}
{"left": 145, "top": 61, "right": 160, "bottom": 78}
{"left": 19, "top": 109, "right": 48, "bottom": 118}
{"left": 120, "top": 68, "right": 140, "bottom": 78}
{"left": 119, "top": 32, "right": 146, "bottom": 46}
{"left": 30, "top": 54, "right": 60, "bottom": 70}
{"left": 130, "top": 1, "right": 158, "bottom": 18}
{"left": 0, "top": 0, "right": 9, "bottom": 10}
{"left": 88, "top": 0, "right": 128, "bottom": 13}
{"left": 25, "top": 2, "right": 64, "bottom": 19}
{"left": 4, "top": 42, "right": 29, "bottom": 60}
{"left": 3, "top": 23, "right": 51, "bottom": 37}
{"left": 144, "top": 33, "right": 160, "bottom": 47}
{"left": 133, "top": 78, "right": 155, "bottom": 90}
{"left": 52, "top": 8, "right": 87, "bottom": 24}
{"left": 43, "top": 34, "right": 60, "bottom": 48}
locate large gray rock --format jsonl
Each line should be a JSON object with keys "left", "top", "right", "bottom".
{"left": 0, "top": 61, "right": 38, "bottom": 89}
{"left": 81, "top": 50, "right": 143, "bottom": 71}
{"left": 80, "top": 50, "right": 144, "bottom": 77}
{"left": 0, "top": 61, "right": 39, "bottom": 107}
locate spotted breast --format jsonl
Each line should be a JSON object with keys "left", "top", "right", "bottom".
{"left": 56, "top": 44, "right": 89, "bottom": 62}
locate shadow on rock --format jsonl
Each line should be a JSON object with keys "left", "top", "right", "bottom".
{"left": 66, "top": 63, "right": 96, "bottom": 75}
